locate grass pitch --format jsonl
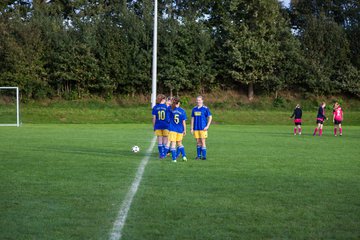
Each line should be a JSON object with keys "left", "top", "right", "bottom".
{"left": 1, "top": 124, "right": 360, "bottom": 239}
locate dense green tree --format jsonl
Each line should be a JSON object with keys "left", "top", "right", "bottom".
{"left": 0, "top": 2, "right": 49, "bottom": 99}
{"left": 220, "top": 0, "right": 290, "bottom": 100}
{"left": 0, "top": 0, "right": 359, "bottom": 99}
{"left": 183, "top": 21, "right": 215, "bottom": 94}
{"left": 157, "top": 0, "right": 214, "bottom": 96}
{"left": 290, "top": 0, "right": 360, "bottom": 95}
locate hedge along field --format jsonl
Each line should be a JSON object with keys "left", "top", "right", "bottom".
{"left": 1, "top": 92, "right": 356, "bottom": 125}
{"left": 16, "top": 105, "right": 360, "bottom": 125}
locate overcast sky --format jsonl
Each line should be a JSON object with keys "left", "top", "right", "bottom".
{"left": 279, "top": 0, "right": 291, "bottom": 8}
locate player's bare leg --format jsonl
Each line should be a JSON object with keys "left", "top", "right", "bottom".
{"left": 163, "top": 136, "right": 168, "bottom": 146}
{"left": 319, "top": 124, "right": 323, "bottom": 136}
{"left": 334, "top": 124, "right": 338, "bottom": 136}
{"left": 339, "top": 123, "right": 342, "bottom": 136}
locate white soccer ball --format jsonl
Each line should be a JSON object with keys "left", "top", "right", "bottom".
{"left": 132, "top": 146, "right": 140, "bottom": 153}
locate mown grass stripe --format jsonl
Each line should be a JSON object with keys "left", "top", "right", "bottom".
{"left": 109, "top": 136, "right": 156, "bottom": 240}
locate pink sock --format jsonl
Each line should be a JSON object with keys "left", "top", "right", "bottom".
{"left": 340, "top": 128, "right": 342, "bottom": 134}
{"left": 319, "top": 129, "right": 323, "bottom": 136}
{"left": 334, "top": 128, "right": 337, "bottom": 135}
{"left": 313, "top": 128, "right": 318, "bottom": 135}
{"left": 294, "top": 128, "right": 297, "bottom": 134}
{"left": 299, "top": 128, "right": 302, "bottom": 134}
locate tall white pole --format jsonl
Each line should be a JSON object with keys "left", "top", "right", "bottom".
{"left": 151, "top": 0, "right": 158, "bottom": 108}
{"left": 16, "top": 87, "right": 20, "bottom": 127}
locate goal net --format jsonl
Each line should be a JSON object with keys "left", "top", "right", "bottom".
{"left": 0, "top": 87, "right": 20, "bottom": 127}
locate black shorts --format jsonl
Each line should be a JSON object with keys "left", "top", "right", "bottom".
{"left": 294, "top": 122, "right": 302, "bottom": 126}
{"left": 316, "top": 120, "right": 324, "bottom": 124}
{"left": 334, "top": 120, "right": 342, "bottom": 125}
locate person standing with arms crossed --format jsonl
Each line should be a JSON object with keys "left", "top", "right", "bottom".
{"left": 191, "top": 96, "right": 212, "bottom": 160}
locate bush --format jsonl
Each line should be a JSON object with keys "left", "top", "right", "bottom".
{"left": 273, "top": 96, "right": 285, "bottom": 108}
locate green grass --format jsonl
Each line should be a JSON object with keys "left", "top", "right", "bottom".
{"left": 123, "top": 125, "right": 360, "bottom": 239}
{"left": 2, "top": 95, "right": 360, "bottom": 124}
{"left": 0, "top": 105, "right": 17, "bottom": 123}
{"left": 2, "top": 103, "right": 360, "bottom": 125}
{"left": 1, "top": 124, "right": 360, "bottom": 239}
{"left": 0, "top": 124, "right": 153, "bottom": 239}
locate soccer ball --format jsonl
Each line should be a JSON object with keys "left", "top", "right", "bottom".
{"left": 132, "top": 146, "right": 140, "bottom": 153}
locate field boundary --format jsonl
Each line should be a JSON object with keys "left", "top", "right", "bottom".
{"left": 109, "top": 136, "right": 156, "bottom": 240}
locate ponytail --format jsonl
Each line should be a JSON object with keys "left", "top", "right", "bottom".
{"left": 156, "top": 94, "right": 166, "bottom": 104}
{"left": 172, "top": 97, "right": 180, "bottom": 110}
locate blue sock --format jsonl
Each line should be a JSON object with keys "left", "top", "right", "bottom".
{"left": 158, "top": 144, "right": 163, "bottom": 157}
{"left": 163, "top": 144, "right": 166, "bottom": 154}
{"left": 164, "top": 146, "right": 169, "bottom": 156}
{"left": 202, "top": 147, "right": 207, "bottom": 158}
{"left": 197, "top": 146, "right": 202, "bottom": 157}
{"left": 176, "top": 147, "right": 180, "bottom": 158}
{"left": 171, "top": 148, "right": 177, "bottom": 160}
{"left": 179, "top": 146, "right": 186, "bottom": 157}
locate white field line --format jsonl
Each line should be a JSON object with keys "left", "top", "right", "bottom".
{"left": 109, "top": 136, "right": 157, "bottom": 240}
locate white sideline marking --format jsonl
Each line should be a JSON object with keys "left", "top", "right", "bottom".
{"left": 109, "top": 136, "right": 157, "bottom": 240}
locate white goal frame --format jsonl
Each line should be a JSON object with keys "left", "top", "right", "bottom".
{"left": 0, "top": 87, "right": 20, "bottom": 127}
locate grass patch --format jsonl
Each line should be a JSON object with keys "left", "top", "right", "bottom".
{"left": 0, "top": 105, "right": 17, "bottom": 124}
{"left": 124, "top": 125, "right": 360, "bottom": 239}
{"left": 2, "top": 91, "right": 360, "bottom": 124}
{"left": 1, "top": 124, "right": 359, "bottom": 239}
{"left": 0, "top": 124, "right": 153, "bottom": 239}
{"left": 13, "top": 105, "right": 360, "bottom": 125}
{"left": 1, "top": 92, "right": 359, "bottom": 124}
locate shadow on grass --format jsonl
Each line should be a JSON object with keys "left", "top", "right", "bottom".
{"left": 238, "top": 131, "right": 356, "bottom": 138}
{"left": 23, "top": 146, "right": 153, "bottom": 159}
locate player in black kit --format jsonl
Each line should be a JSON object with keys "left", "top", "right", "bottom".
{"left": 290, "top": 104, "right": 302, "bottom": 135}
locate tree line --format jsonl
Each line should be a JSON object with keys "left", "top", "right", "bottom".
{"left": 0, "top": 0, "right": 359, "bottom": 100}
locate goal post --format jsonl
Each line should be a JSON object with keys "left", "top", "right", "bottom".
{"left": 0, "top": 87, "right": 20, "bottom": 127}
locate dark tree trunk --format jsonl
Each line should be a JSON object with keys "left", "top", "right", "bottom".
{"left": 248, "top": 82, "right": 254, "bottom": 101}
